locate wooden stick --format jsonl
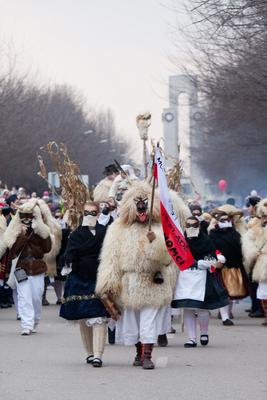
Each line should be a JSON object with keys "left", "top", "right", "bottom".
{"left": 148, "top": 163, "right": 156, "bottom": 232}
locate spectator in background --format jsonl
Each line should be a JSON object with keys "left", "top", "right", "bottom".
{"left": 244, "top": 195, "right": 264, "bottom": 318}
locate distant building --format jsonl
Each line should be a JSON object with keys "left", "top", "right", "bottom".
{"left": 162, "top": 74, "right": 205, "bottom": 198}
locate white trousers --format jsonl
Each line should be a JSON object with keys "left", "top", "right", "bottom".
{"left": 16, "top": 273, "right": 44, "bottom": 330}
{"left": 257, "top": 282, "right": 267, "bottom": 300}
{"left": 115, "top": 305, "right": 170, "bottom": 345}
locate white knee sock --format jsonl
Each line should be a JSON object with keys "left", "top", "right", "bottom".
{"left": 184, "top": 309, "right": 197, "bottom": 342}
{"left": 93, "top": 323, "right": 107, "bottom": 360}
{"left": 79, "top": 320, "right": 93, "bottom": 355}
{"left": 220, "top": 305, "right": 230, "bottom": 321}
{"left": 198, "top": 309, "right": 209, "bottom": 335}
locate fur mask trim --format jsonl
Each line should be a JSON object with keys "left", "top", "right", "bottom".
{"left": 256, "top": 198, "right": 267, "bottom": 218}
{"left": 119, "top": 182, "right": 160, "bottom": 225}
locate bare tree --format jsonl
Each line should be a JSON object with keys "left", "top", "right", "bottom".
{"left": 173, "top": 0, "right": 267, "bottom": 195}
{"left": 0, "top": 54, "right": 130, "bottom": 192}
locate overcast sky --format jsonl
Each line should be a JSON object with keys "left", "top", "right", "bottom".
{"left": 0, "top": 0, "right": 189, "bottom": 156}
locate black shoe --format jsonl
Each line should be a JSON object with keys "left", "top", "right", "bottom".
{"left": 200, "top": 334, "right": 209, "bottom": 346}
{"left": 157, "top": 334, "right": 168, "bottom": 347}
{"left": 222, "top": 319, "right": 234, "bottom": 326}
{"left": 92, "top": 358, "right": 102, "bottom": 368}
{"left": 245, "top": 308, "right": 251, "bottom": 313}
{"left": 86, "top": 355, "right": 94, "bottom": 364}
{"left": 168, "top": 326, "right": 176, "bottom": 334}
{"left": 0, "top": 303, "right": 10, "bottom": 309}
{"left": 184, "top": 340, "right": 197, "bottom": 348}
{"left": 229, "top": 312, "right": 234, "bottom": 319}
{"left": 248, "top": 310, "right": 264, "bottom": 318}
{"left": 108, "top": 327, "right": 116, "bottom": 344}
{"left": 56, "top": 300, "right": 62, "bottom": 305}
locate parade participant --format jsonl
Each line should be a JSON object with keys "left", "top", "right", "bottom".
{"left": 0, "top": 206, "right": 10, "bottom": 308}
{"left": 209, "top": 204, "right": 247, "bottom": 236}
{"left": 157, "top": 190, "right": 191, "bottom": 347}
{"left": 242, "top": 198, "right": 267, "bottom": 326}
{"left": 171, "top": 216, "right": 228, "bottom": 347}
{"left": 108, "top": 164, "right": 138, "bottom": 202}
{"left": 245, "top": 195, "right": 261, "bottom": 221}
{"left": 189, "top": 203, "right": 209, "bottom": 234}
{"left": 53, "top": 209, "right": 70, "bottom": 304}
{"left": 209, "top": 209, "right": 249, "bottom": 325}
{"left": 244, "top": 195, "right": 264, "bottom": 317}
{"left": 2, "top": 200, "right": 51, "bottom": 335}
{"left": 36, "top": 199, "right": 62, "bottom": 306}
{"left": 96, "top": 182, "right": 177, "bottom": 370}
{"left": 60, "top": 201, "right": 112, "bottom": 368}
{"left": 93, "top": 164, "right": 119, "bottom": 202}
{"left": 0, "top": 205, "right": 18, "bottom": 313}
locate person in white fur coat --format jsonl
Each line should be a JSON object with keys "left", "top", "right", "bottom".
{"left": 96, "top": 182, "right": 177, "bottom": 369}
{"left": 242, "top": 198, "right": 267, "bottom": 326}
{"left": 1, "top": 200, "right": 51, "bottom": 335}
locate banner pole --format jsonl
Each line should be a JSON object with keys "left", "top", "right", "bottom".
{"left": 148, "top": 167, "right": 156, "bottom": 232}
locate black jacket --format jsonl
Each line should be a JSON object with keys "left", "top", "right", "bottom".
{"left": 209, "top": 227, "right": 243, "bottom": 268}
{"left": 65, "top": 223, "right": 108, "bottom": 281}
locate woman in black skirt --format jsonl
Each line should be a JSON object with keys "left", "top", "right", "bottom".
{"left": 172, "top": 216, "right": 229, "bottom": 348}
{"left": 60, "top": 201, "right": 111, "bottom": 367}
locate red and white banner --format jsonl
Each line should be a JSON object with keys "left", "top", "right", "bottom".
{"left": 154, "top": 146, "right": 194, "bottom": 271}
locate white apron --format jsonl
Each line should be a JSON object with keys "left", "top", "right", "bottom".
{"left": 174, "top": 269, "right": 207, "bottom": 302}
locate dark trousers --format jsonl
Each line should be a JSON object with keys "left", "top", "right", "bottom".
{"left": 250, "top": 277, "right": 263, "bottom": 313}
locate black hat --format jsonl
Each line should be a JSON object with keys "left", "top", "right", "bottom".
{"left": 246, "top": 196, "right": 261, "bottom": 208}
{"left": 103, "top": 164, "right": 119, "bottom": 176}
{"left": 189, "top": 204, "right": 202, "bottom": 214}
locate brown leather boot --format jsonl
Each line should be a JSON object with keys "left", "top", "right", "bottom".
{"left": 142, "top": 344, "right": 155, "bottom": 370}
{"left": 133, "top": 342, "right": 143, "bottom": 366}
{"left": 261, "top": 300, "right": 267, "bottom": 326}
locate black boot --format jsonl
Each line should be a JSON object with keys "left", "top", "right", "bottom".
{"left": 108, "top": 327, "right": 116, "bottom": 345}
{"left": 157, "top": 334, "right": 168, "bottom": 347}
{"left": 133, "top": 342, "right": 142, "bottom": 366}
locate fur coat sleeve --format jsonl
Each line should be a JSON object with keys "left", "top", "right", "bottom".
{"left": 241, "top": 228, "right": 258, "bottom": 274}
{"left": 95, "top": 222, "right": 123, "bottom": 298}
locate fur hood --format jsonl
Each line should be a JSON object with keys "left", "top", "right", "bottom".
{"left": 242, "top": 219, "right": 267, "bottom": 282}
{"left": 119, "top": 181, "right": 160, "bottom": 225}
{"left": 93, "top": 178, "right": 113, "bottom": 202}
{"left": 3, "top": 201, "right": 50, "bottom": 251}
{"left": 36, "top": 199, "right": 62, "bottom": 277}
{"left": 0, "top": 215, "right": 7, "bottom": 238}
{"left": 0, "top": 215, "right": 7, "bottom": 259}
{"left": 256, "top": 198, "right": 267, "bottom": 217}
{"left": 108, "top": 174, "right": 138, "bottom": 199}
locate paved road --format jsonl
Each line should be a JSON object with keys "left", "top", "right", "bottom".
{"left": 0, "top": 289, "right": 266, "bottom": 400}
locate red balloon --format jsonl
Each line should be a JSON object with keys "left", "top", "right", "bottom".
{"left": 218, "top": 179, "right": 227, "bottom": 191}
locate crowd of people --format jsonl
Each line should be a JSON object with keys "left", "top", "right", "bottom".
{"left": 0, "top": 164, "right": 266, "bottom": 370}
